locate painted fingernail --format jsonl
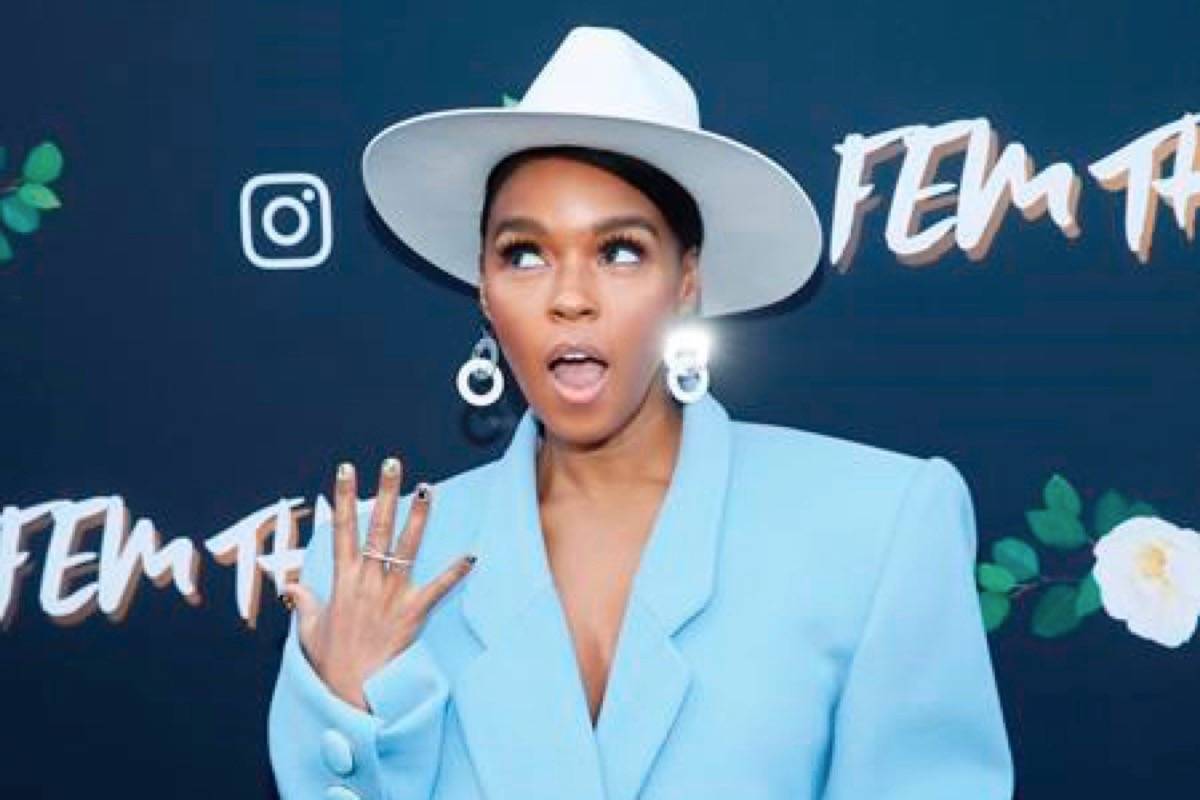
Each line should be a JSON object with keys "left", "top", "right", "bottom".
{"left": 416, "top": 482, "right": 431, "bottom": 502}
{"left": 381, "top": 457, "right": 401, "bottom": 477}
{"left": 464, "top": 553, "right": 478, "bottom": 566}
{"left": 337, "top": 462, "right": 354, "bottom": 481}
{"left": 279, "top": 592, "right": 296, "bottom": 611}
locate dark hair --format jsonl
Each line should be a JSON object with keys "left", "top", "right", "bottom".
{"left": 477, "top": 145, "right": 704, "bottom": 261}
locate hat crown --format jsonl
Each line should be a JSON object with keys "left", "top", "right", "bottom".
{"left": 515, "top": 27, "right": 701, "bottom": 130}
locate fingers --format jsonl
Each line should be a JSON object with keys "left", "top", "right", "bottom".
{"left": 280, "top": 580, "right": 320, "bottom": 620}
{"left": 417, "top": 553, "right": 477, "bottom": 612}
{"left": 279, "top": 581, "right": 322, "bottom": 651}
{"left": 391, "top": 481, "right": 433, "bottom": 563}
{"left": 365, "top": 456, "right": 403, "bottom": 559}
{"left": 332, "top": 462, "right": 358, "bottom": 571}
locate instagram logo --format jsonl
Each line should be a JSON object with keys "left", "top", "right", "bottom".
{"left": 239, "top": 172, "right": 333, "bottom": 269}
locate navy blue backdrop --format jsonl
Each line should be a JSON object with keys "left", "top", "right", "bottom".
{"left": 3, "top": 1, "right": 1199, "bottom": 797}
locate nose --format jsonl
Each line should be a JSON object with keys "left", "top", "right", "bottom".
{"left": 548, "top": 253, "right": 599, "bottom": 322}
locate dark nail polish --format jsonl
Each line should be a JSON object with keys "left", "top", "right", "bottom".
{"left": 279, "top": 593, "right": 295, "bottom": 611}
{"left": 465, "top": 554, "right": 477, "bottom": 565}
{"left": 416, "top": 483, "right": 431, "bottom": 502}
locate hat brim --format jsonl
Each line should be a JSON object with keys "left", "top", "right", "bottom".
{"left": 361, "top": 107, "right": 823, "bottom": 317}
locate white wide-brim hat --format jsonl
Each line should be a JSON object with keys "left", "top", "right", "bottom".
{"left": 362, "top": 25, "right": 823, "bottom": 318}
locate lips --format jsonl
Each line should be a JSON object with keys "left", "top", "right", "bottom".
{"left": 546, "top": 342, "right": 609, "bottom": 405}
{"left": 546, "top": 340, "right": 607, "bottom": 364}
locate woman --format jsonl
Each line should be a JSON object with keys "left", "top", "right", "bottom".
{"left": 269, "top": 26, "right": 1014, "bottom": 800}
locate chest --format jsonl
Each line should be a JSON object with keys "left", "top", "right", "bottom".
{"left": 539, "top": 492, "right": 663, "bottom": 727}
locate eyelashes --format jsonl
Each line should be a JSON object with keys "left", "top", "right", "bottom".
{"left": 599, "top": 233, "right": 646, "bottom": 262}
{"left": 495, "top": 237, "right": 540, "bottom": 266}
{"left": 495, "top": 232, "right": 647, "bottom": 268}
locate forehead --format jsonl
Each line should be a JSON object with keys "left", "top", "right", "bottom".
{"left": 486, "top": 155, "right": 669, "bottom": 235}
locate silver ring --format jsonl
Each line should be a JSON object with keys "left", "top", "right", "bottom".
{"left": 361, "top": 548, "right": 414, "bottom": 571}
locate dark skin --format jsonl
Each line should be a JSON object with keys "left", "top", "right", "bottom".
{"left": 281, "top": 155, "right": 700, "bottom": 725}
{"left": 479, "top": 155, "right": 701, "bottom": 726}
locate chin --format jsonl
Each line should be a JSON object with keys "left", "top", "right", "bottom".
{"left": 529, "top": 380, "right": 626, "bottom": 444}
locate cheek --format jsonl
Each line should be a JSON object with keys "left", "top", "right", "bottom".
{"left": 608, "top": 294, "right": 676, "bottom": 378}
{"left": 483, "top": 284, "right": 545, "bottom": 380}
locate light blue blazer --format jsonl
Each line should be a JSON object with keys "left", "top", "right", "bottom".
{"left": 269, "top": 393, "right": 1014, "bottom": 799}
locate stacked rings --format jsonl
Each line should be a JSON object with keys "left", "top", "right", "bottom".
{"left": 361, "top": 548, "right": 414, "bottom": 571}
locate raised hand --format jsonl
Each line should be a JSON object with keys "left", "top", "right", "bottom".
{"left": 279, "top": 457, "right": 476, "bottom": 711}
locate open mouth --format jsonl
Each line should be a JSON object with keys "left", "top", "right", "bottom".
{"left": 547, "top": 350, "right": 610, "bottom": 405}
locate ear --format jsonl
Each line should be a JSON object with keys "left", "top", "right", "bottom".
{"left": 478, "top": 254, "right": 492, "bottom": 323}
{"left": 676, "top": 245, "right": 701, "bottom": 316}
{"left": 479, "top": 292, "right": 494, "bottom": 328}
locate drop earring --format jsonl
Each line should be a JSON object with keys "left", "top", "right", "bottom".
{"left": 456, "top": 325, "right": 505, "bottom": 407}
{"left": 663, "top": 321, "right": 711, "bottom": 404}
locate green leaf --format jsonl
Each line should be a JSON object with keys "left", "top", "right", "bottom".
{"left": 1043, "top": 473, "right": 1082, "bottom": 517}
{"left": 18, "top": 183, "right": 60, "bottom": 210}
{"left": 1127, "top": 500, "right": 1158, "bottom": 518}
{"left": 1026, "top": 507, "right": 1089, "bottom": 549}
{"left": 1032, "top": 585, "right": 1082, "bottom": 637}
{"left": 501, "top": 92, "right": 520, "bottom": 107}
{"left": 1, "top": 195, "right": 40, "bottom": 234}
{"left": 1076, "top": 571, "right": 1102, "bottom": 617}
{"left": 992, "top": 537, "right": 1040, "bottom": 581}
{"left": 977, "top": 563, "right": 1016, "bottom": 593}
{"left": 23, "top": 141, "right": 63, "bottom": 183}
{"left": 979, "top": 591, "right": 1011, "bottom": 632}
{"left": 0, "top": 230, "right": 11, "bottom": 262}
{"left": 1093, "top": 489, "right": 1130, "bottom": 536}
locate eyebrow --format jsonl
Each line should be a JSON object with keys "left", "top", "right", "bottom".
{"left": 491, "top": 214, "right": 661, "bottom": 242}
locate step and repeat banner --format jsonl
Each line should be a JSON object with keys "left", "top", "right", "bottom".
{"left": 3, "top": 1, "right": 1198, "bottom": 797}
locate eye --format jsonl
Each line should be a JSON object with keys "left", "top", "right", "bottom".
{"left": 600, "top": 233, "right": 646, "bottom": 265}
{"left": 496, "top": 237, "right": 546, "bottom": 270}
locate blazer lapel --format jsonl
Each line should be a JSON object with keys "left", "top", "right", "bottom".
{"left": 593, "top": 394, "right": 732, "bottom": 800}
{"left": 456, "top": 394, "right": 733, "bottom": 800}
{"left": 455, "top": 406, "right": 607, "bottom": 800}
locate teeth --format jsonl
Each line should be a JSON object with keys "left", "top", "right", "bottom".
{"left": 552, "top": 345, "right": 609, "bottom": 367}
{"left": 549, "top": 349, "right": 605, "bottom": 367}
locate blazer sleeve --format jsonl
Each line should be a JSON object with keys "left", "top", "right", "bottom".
{"left": 268, "top": 503, "right": 450, "bottom": 800}
{"left": 821, "top": 456, "right": 1014, "bottom": 800}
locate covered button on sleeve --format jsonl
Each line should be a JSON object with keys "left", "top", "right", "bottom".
{"left": 320, "top": 728, "right": 355, "bottom": 776}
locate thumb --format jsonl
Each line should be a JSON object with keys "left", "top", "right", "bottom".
{"left": 279, "top": 581, "right": 322, "bottom": 641}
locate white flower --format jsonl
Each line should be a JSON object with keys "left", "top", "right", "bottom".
{"left": 1092, "top": 515, "right": 1200, "bottom": 648}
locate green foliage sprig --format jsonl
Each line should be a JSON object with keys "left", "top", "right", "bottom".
{"left": 978, "top": 473, "right": 1158, "bottom": 638}
{"left": 0, "top": 140, "right": 65, "bottom": 263}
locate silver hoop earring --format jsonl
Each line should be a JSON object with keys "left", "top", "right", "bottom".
{"left": 663, "top": 322, "right": 712, "bottom": 404}
{"left": 456, "top": 327, "right": 505, "bottom": 407}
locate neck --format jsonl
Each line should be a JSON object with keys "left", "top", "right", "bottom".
{"left": 535, "top": 383, "right": 684, "bottom": 504}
